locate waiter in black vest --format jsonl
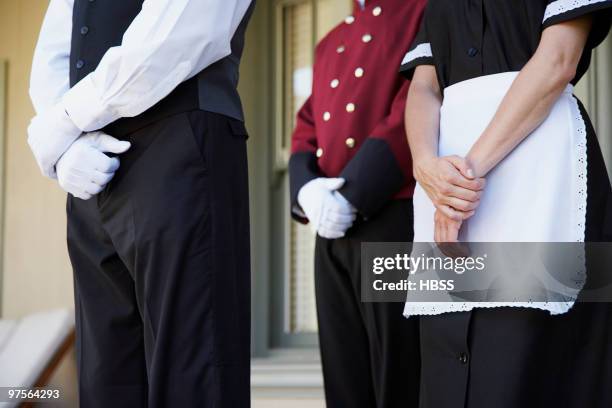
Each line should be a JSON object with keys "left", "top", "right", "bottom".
{"left": 27, "top": 1, "right": 254, "bottom": 407}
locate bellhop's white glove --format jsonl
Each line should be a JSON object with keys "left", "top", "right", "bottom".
{"left": 28, "top": 103, "right": 83, "bottom": 179}
{"left": 56, "top": 132, "right": 131, "bottom": 200}
{"left": 297, "top": 178, "right": 357, "bottom": 239}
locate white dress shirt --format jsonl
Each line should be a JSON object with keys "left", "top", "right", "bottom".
{"left": 30, "top": 0, "right": 253, "bottom": 131}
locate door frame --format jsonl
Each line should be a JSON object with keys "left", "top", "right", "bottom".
{"left": 0, "top": 60, "right": 7, "bottom": 316}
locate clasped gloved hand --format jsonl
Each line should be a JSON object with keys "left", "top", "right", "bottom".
{"left": 56, "top": 132, "right": 131, "bottom": 200}
{"left": 28, "top": 104, "right": 83, "bottom": 179}
{"left": 297, "top": 177, "right": 357, "bottom": 239}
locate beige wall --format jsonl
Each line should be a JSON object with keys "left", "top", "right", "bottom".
{"left": 0, "top": 0, "right": 74, "bottom": 318}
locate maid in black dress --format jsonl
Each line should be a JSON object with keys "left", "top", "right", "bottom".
{"left": 400, "top": 1, "right": 612, "bottom": 407}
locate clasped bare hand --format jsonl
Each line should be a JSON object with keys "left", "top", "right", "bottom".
{"left": 434, "top": 209, "right": 471, "bottom": 257}
{"left": 414, "top": 155, "right": 486, "bottom": 221}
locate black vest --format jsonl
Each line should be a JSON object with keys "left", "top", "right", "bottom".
{"left": 69, "top": 0, "right": 254, "bottom": 135}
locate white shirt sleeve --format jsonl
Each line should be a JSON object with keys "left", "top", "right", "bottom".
{"left": 62, "top": 0, "right": 253, "bottom": 132}
{"left": 29, "top": 0, "right": 74, "bottom": 115}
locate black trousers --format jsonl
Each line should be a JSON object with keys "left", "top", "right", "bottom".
{"left": 67, "top": 111, "right": 251, "bottom": 408}
{"left": 315, "top": 200, "right": 421, "bottom": 408}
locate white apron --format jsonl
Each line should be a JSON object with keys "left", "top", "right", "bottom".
{"left": 405, "top": 72, "right": 588, "bottom": 317}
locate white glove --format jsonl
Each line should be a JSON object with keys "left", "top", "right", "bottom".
{"left": 56, "top": 132, "right": 131, "bottom": 200}
{"left": 28, "top": 103, "right": 83, "bottom": 179}
{"left": 297, "top": 178, "right": 357, "bottom": 239}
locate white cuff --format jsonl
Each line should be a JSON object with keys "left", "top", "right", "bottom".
{"left": 401, "top": 43, "right": 433, "bottom": 66}
{"left": 62, "top": 74, "right": 117, "bottom": 132}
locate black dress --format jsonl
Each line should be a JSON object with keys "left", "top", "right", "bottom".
{"left": 399, "top": 1, "right": 612, "bottom": 407}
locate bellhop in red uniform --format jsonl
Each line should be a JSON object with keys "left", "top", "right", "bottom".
{"left": 289, "top": 0, "right": 426, "bottom": 407}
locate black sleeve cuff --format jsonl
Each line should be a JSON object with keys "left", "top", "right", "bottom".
{"left": 289, "top": 151, "right": 322, "bottom": 223}
{"left": 542, "top": 2, "right": 612, "bottom": 49}
{"left": 338, "top": 138, "right": 405, "bottom": 218}
{"left": 399, "top": 42, "right": 434, "bottom": 80}
{"left": 399, "top": 56, "right": 435, "bottom": 80}
{"left": 590, "top": 9, "right": 612, "bottom": 49}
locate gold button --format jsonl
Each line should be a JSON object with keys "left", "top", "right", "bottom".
{"left": 345, "top": 15, "right": 355, "bottom": 24}
{"left": 373, "top": 6, "right": 382, "bottom": 16}
{"left": 345, "top": 137, "right": 356, "bottom": 148}
{"left": 354, "top": 68, "right": 364, "bottom": 78}
{"left": 316, "top": 148, "right": 324, "bottom": 158}
{"left": 330, "top": 79, "right": 340, "bottom": 88}
{"left": 323, "top": 111, "right": 331, "bottom": 121}
{"left": 346, "top": 103, "right": 355, "bottom": 113}
{"left": 362, "top": 34, "right": 373, "bottom": 43}
{"left": 337, "top": 45, "right": 346, "bottom": 54}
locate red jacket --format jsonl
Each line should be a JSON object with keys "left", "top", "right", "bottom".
{"left": 289, "top": 0, "right": 425, "bottom": 221}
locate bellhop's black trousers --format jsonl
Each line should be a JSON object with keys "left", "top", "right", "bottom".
{"left": 67, "top": 111, "right": 251, "bottom": 408}
{"left": 315, "top": 200, "right": 421, "bottom": 408}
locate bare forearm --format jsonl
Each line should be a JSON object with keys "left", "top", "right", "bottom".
{"left": 466, "top": 56, "right": 569, "bottom": 176}
{"left": 466, "top": 17, "right": 592, "bottom": 177}
{"left": 405, "top": 79, "right": 442, "bottom": 169}
{"left": 405, "top": 66, "right": 485, "bottom": 220}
